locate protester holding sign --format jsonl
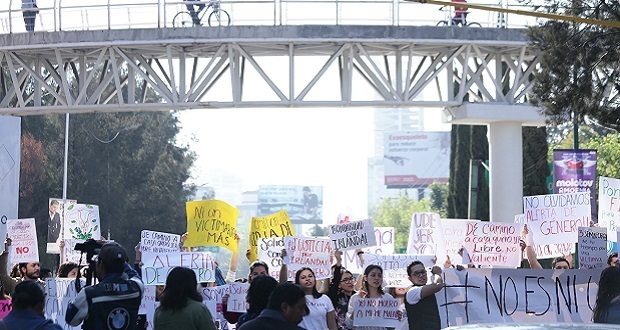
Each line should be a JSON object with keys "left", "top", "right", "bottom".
{"left": 522, "top": 224, "right": 572, "bottom": 269}
{"left": 0, "top": 236, "right": 44, "bottom": 294}
{"left": 347, "top": 264, "right": 399, "bottom": 330}
{"left": 593, "top": 266, "right": 620, "bottom": 324}
{"left": 294, "top": 267, "right": 337, "bottom": 330}
{"left": 405, "top": 261, "right": 443, "bottom": 330}
{"left": 223, "top": 260, "right": 270, "bottom": 325}
{"left": 237, "top": 275, "right": 279, "bottom": 327}
{"left": 327, "top": 250, "right": 357, "bottom": 330}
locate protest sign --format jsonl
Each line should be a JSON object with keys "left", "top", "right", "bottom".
{"left": 0, "top": 299, "right": 10, "bottom": 319}
{"left": 64, "top": 204, "right": 101, "bottom": 240}
{"left": 138, "top": 286, "right": 158, "bottom": 330}
{"left": 514, "top": 214, "right": 525, "bottom": 224}
{"left": 329, "top": 219, "right": 377, "bottom": 251}
{"left": 284, "top": 236, "right": 331, "bottom": 280}
{"left": 257, "top": 237, "right": 285, "bottom": 278}
{"left": 523, "top": 192, "right": 591, "bottom": 245}
{"left": 46, "top": 198, "right": 77, "bottom": 254}
{"left": 599, "top": 176, "right": 620, "bottom": 242}
{"left": 462, "top": 222, "right": 521, "bottom": 267}
{"left": 407, "top": 212, "right": 446, "bottom": 257}
{"left": 7, "top": 218, "right": 38, "bottom": 263}
{"left": 342, "top": 227, "right": 394, "bottom": 274}
{"left": 577, "top": 226, "right": 607, "bottom": 269}
{"left": 201, "top": 285, "right": 230, "bottom": 328}
{"left": 533, "top": 242, "right": 575, "bottom": 259}
{"left": 438, "top": 268, "right": 599, "bottom": 327}
{"left": 141, "top": 230, "right": 181, "bottom": 253}
{"left": 45, "top": 278, "right": 85, "bottom": 329}
{"left": 227, "top": 282, "right": 250, "bottom": 313}
{"left": 142, "top": 251, "right": 216, "bottom": 284}
{"left": 441, "top": 219, "right": 480, "bottom": 266}
{"left": 337, "top": 213, "right": 367, "bottom": 224}
{"left": 62, "top": 239, "right": 86, "bottom": 265}
{"left": 352, "top": 297, "right": 400, "bottom": 328}
{"left": 185, "top": 200, "right": 239, "bottom": 253}
{"left": 249, "top": 210, "right": 295, "bottom": 262}
{"left": 365, "top": 253, "right": 435, "bottom": 287}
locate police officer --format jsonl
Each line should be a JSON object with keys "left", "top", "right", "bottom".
{"left": 66, "top": 242, "right": 144, "bottom": 330}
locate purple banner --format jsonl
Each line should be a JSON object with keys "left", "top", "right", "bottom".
{"left": 552, "top": 149, "right": 597, "bottom": 221}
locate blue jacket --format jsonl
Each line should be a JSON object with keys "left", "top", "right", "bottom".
{"left": 3, "top": 309, "right": 63, "bottom": 330}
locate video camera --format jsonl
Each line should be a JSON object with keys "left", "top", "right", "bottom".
{"left": 74, "top": 238, "right": 104, "bottom": 288}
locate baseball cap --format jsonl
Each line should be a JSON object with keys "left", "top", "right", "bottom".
{"left": 97, "top": 242, "right": 129, "bottom": 266}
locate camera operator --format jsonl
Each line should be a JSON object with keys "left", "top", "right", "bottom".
{"left": 0, "top": 235, "right": 45, "bottom": 294}
{"left": 66, "top": 242, "right": 145, "bottom": 330}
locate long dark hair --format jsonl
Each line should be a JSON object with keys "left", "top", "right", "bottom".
{"left": 295, "top": 267, "right": 322, "bottom": 299}
{"left": 247, "top": 275, "right": 278, "bottom": 313}
{"left": 593, "top": 266, "right": 620, "bottom": 322}
{"left": 57, "top": 262, "right": 79, "bottom": 278}
{"left": 363, "top": 264, "right": 384, "bottom": 295}
{"left": 159, "top": 267, "right": 202, "bottom": 311}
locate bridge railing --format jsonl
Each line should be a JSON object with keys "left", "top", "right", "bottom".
{"left": 0, "top": 0, "right": 542, "bottom": 34}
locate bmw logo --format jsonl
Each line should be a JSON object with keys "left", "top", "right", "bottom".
{"left": 107, "top": 307, "right": 130, "bottom": 330}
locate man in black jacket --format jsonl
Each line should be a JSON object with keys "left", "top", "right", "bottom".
{"left": 238, "top": 282, "right": 308, "bottom": 330}
{"left": 405, "top": 261, "right": 444, "bottom": 330}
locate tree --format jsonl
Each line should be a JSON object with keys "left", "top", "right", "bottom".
{"left": 371, "top": 196, "right": 431, "bottom": 252}
{"left": 307, "top": 224, "right": 329, "bottom": 237}
{"left": 19, "top": 133, "right": 48, "bottom": 219}
{"left": 429, "top": 183, "right": 448, "bottom": 218}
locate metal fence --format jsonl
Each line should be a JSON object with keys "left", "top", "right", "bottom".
{"left": 0, "top": 0, "right": 542, "bottom": 33}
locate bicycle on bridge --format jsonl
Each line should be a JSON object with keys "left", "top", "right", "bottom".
{"left": 436, "top": 6, "right": 482, "bottom": 27}
{"left": 173, "top": 0, "right": 231, "bottom": 27}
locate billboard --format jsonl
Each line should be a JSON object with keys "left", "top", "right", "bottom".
{"left": 552, "top": 149, "right": 597, "bottom": 221}
{"left": 257, "top": 185, "right": 323, "bottom": 224}
{"left": 383, "top": 131, "right": 450, "bottom": 186}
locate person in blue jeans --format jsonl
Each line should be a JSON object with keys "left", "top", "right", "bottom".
{"left": 3, "top": 281, "right": 63, "bottom": 329}
{"left": 184, "top": 0, "right": 205, "bottom": 26}
{"left": 21, "top": 0, "right": 38, "bottom": 32}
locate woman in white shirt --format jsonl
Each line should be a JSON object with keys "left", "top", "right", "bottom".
{"left": 347, "top": 264, "right": 399, "bottom": 330}
{"left": 295, "top": 267, "right": 337, "bottom": 330}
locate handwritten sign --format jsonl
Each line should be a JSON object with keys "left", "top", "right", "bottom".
{"left": 7, "top": 218, "right": 39, "bottom": 263}
{"left": 533, "top": 242, "right": 575, "bottom": 259}
{"left": 365, "top": 253, "right": 435, "bottom": 287}
{"left": 62, "top": 239, "right": 87, "bottom": 265}
{"left": 142, "top": 252, "right": 216, "bottom": 285}
{"left": 257, "top": 237, "right": 285, "bottom": 279}
{"left": 201, "top": 285, "right": 230, "bottom": 327}
{"left": 462, "top": 222, "right": 521, "bottom": 267}
{"left": 577, "top": 226, "right": 607, "bottom": 269}
{"left": 0, "top": 299, "right": 11, "bottom": 319}
{"left": 249, "top": 210, "right": 295, "bottom": 262}
{"left": 342, "top": 227, "right": 394, "bottom": 274}
{"left": 438, "top": 268, "right": 599, "bottom": 327}
{"left": 523, "top": 192, "right": 590, "bottom": 245}
{"left": 407, "top": 212, "right": 445, "bottom": 256}
{"left": 353, "top": 297, "right": 400, "bottom": 328}
{"left": 64, "top": 204, "right": 101, "bottom": 240}
{"left": 284, "top": 236, "right": 331, "bottom": 281}
{"left": 599, "top": 176, "right": 620, "bottom": 242}
{"left": 45, "top": 278, "right": 85, "bottom": 329}
{"left": 227, "top": 282, "right": 250, "bottom": 313}
{"left": 441, "top": 219, "right": 479, "bottom": 266}
{"left": 329, "top": 219, "right": 376, "bottom": 251}
{"left": 185, "top": 200, "right": 239, "bottom": 252}
{"left": 141, "top": 230, "right": 180, "bottom": 253}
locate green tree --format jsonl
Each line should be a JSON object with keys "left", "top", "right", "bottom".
{"left": 429, "top": 183, "right": 448, "bottom": 218}
{"left": 371, "top": 196, "right": 431, "bottom": 252}
{"left": 307, "top": 224, "right": 329, "bottom": 237}
{"left": 447, "top": 125, "right": 471, "bottom": 219}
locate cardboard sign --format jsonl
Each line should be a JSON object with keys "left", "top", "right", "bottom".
{"left": 185, "top": 200, "right": 239, "bottom": 252}
{"left": 62, "top": 239, "right": 87, "bottom": 265}
{"left": 227, "top": 282, "right": 250, "bottom": 313}
{"left": 365, "top": 253, "right": 435, "bottom": 287}
{"left": 462, "top": 222, "right": 521, "bottom": 267}
{"left": 599, "top": 176, "right": 620, "bottom": 242}
{"left": 352, "top": 297, "right": 400, "bottom": 328}
{"left": 438, "top": 268, "right": 599, "bottom": 327}
{"left": 257, "top": 237, "right": 285, "bottom": 279}
{"left": 284, "top": 236, "right": 332, "bottom": 280}
{"left": 329, "top": 219, "right": 377, "bottom": 251}
{"left": 141, "top": 230, "right": 180, "bottom": 253}
{"left": 7, "top": 218, "right": 39, "bottom": 263}
{"left": 523, "top": 192, "right": 591, "bottom": 245}
{"left": 249, "top": 210, "right": 295, "bottom": 262}
{"left": 441, "top": 219, "right": 480, "bottom": 266}
{"left": 44, "top": 278, "right": 85, "bottom": 329}
{"left": 64, "top": 204, "right": 101, "bottom": 240}
{"left": 577, "top": 226, "right": 607, "bottom": 269}
{"left": 142, "top": 252, "right": 216, "bottom": 284}
{"left": 342, "top": 227, "right": 394, "bottom": 274}
{"left": 407, "top": 212, "right": 446, "bottom": 256}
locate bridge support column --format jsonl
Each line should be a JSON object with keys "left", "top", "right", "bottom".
{"left": 443, "top": 103, "right": 546, "bottom": 223}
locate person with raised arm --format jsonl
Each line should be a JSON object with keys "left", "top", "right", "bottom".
{"left": 405, "top": 261, "right": 443, "bottom": 330}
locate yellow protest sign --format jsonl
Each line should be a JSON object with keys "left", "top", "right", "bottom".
{"left": 185, "top": 200, "right": 239, "bottom": 252}
{"left": 249, "top": 210, "right": 295, "bottom": 262}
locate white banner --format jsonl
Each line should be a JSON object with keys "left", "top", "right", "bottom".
{"left": 598, "top": 176, "right": 620, "bottom": 242}
{"left": 44, "top": 278, "right": 85, "bottom": 329}
{"left": 441, "top": 219, "right": 479, "bottom": 266}
{"left": 342, "top": 227, "right": 394, "bottom": 274}
{"left": 577, "top": 227, "right": 607, "bottom": 269}
{"left": 64, "top": 204, "right": 101, "bottom": 240}
{"left": 462, "top": 222, "right": 521, "bottom": 267}
{"left": 0, "top": 116, "right": 20, "bottom": 253}
{"left": 142, "top": 252, "right": 216, "bottom": 284}
{"left": 439, "top": 268, "right": 600, "bottom": 327}
{"left": 140, "top": 230, "right": 181, "bottom": 253}
{"left": 523, "top": 192, "right": 591, "bottom": 245}
{"left": 62, "top": 239, "right": 87, "bottom": 265}
{"left": 284, "top": 236, "right": 332, "bottom": 281}
{"left": 352, "top": 297, "right": 400, "bottom": 328}
{"left": 227, "top": 282, "right": 250, "bottom": 313}
{"left": 7, "top": 218, "right": 39, "bottom": 263}
{"left": 365, "top": 253, "right": 435, "bottom": 287}
{"left": 329, "top": 219, "right": 376, "bottom": 251}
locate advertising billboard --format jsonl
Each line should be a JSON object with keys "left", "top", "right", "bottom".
{"left": 257, "top": 185, "right": 323, "bottom": 224}
{"left": 552, "top": 149, "right": 597, "bottom": 221}
{"left": 383, "top": 131, "right": 450, "bottom": 186}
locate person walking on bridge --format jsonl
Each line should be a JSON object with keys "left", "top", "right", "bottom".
{"left": 21, "top": 0, "right": 38, "bottom": 32}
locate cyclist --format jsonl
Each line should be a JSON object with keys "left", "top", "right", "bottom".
{"left": 451, "top": 0, "right": 467, "bottom": 26}
{"left": 184, "top": 0, "right": 205, "bottom": 26}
